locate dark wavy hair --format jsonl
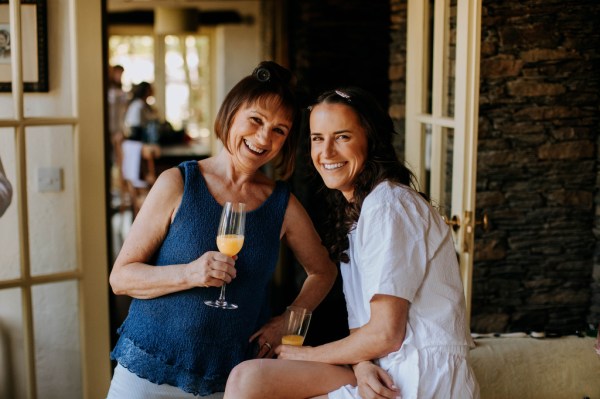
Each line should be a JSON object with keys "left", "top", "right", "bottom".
{"left": 214, "top": 61, "right": 299, "bottom": 179}
{"left": 309, "top": 87, "right": 417, "bottom": 263}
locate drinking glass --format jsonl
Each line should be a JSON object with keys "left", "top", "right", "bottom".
{"left": 204, "top": 202, "right": 245, "bottom": 310}
{"left": 281, "top": 306, "right": 312, "bottom": 346}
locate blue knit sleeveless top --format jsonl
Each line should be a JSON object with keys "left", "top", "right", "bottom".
{"left": 111, "top": 160, "right": 290, "bottom": 396}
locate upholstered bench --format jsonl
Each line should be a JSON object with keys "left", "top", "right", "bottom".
{"left": 469, "top": 336, "right": 600, "bottom": 399}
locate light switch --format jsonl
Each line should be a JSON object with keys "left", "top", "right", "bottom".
{"left": 37, "top": 167, "right": 62, "bottom": 192}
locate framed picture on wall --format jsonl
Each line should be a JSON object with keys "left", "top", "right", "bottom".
{"left": 0, "top": 0, "right": 48, "bottom": 92}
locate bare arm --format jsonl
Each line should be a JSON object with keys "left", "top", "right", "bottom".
{"left": 249, "top": 194, "right": 337, "bottom": 357}
{"left": 281, "top": 194, "right": 338, "bottom": 311}
{"left": 109, "top": 167, "right": 236, "bottom": 299}
{"left": 278, "top": 294, "right": 408, "bottom": 365}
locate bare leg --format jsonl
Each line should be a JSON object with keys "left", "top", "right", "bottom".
{"left": 224, "top": 358, "right": 356, "bottom": 399}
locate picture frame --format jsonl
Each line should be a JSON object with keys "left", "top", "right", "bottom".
{"left": 0, "top": 0, "right": 48, "bottom": 92}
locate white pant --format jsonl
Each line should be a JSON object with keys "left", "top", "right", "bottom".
{"left": 107, "top": 363, "right": 224, "bottom": 399}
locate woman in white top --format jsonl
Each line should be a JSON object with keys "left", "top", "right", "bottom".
{"left": 224, "top": 87, "right": 479, "bottom": 399}
{"left": 124, "top": 81, "right": 157, "bottom": 142}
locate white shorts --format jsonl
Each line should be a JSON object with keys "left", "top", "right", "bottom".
{"left": 106, "top": 363, "right": 224, "bottom": 399}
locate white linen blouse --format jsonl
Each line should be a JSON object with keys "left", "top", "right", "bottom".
{"left": 331, "top": 181, "right": 479, "bottom": 399}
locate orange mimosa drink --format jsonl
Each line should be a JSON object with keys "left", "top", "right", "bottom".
{"left": 217, "top": 234, "right": 244, "bottom": 256}
{"left": 282, "top": 334, "right": 305, "bottom": 346}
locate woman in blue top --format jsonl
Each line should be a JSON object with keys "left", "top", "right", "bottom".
{"left": 107, "top": 61, "right": 337, "bottom": 398}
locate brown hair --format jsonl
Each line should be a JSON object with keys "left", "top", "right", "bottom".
{"left": 214, "top": 61, "right": 299, "bottom": 179}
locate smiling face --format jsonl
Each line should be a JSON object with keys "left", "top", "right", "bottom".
{"left": 310, "top": 102, "right": 369, "bottom": 201}
{"left": 227, "top": 95, "right": 292, "bottom": 174}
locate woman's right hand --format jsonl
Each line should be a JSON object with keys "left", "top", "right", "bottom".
{"left": 187, "top": 251, "right": 237, "bottom": 288}
{"left": 353, "top": 361, "right": 400, "bottom": 399}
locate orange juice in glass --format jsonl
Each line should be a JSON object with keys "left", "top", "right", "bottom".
{"left": 282, "top": 306, "right": 312, "bottom": 346}
{"left": 216, "top": 234, "right": 244, "bottom": 256}
{"left": 281, "top": 334, "right": 305, "bottom": 346}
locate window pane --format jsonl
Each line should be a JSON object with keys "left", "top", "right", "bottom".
{"left": 33, "top": 281, "right": 82, "bottom": 398}
{"left": 444, "top": 0, "right": 457, "bottom": 118}
{"left": 26, "top": 126, "right": 77, "bottom": 276}
{"left": 0, "top": 128, "right": 20, "bottom": 280}
{"left": 109, "top": 35, "right": 155, "bottom": 90}
{"left": 165, "top": 34, "right": 211, "bottom": 145}
{"left": 443, "top": 127, "right": 454, "bottom": 216}
{"left": 425, "top": 0, "right": 434, "bottom": 114}
{"left": 0, "top": 95, "right": 15, "bottom": 119}
{"left": 0, "top": 288, "right": 27, "bottom": 399}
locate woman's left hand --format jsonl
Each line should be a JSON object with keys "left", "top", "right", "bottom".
{"left": 249, "top": 313, "right": 284, "bottom": 358}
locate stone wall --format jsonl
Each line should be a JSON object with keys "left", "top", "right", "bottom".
{"left": 472, "top": 0, "right": 599, "bottom": 334}
{"left": 388, "top": 0, "right": 599, "bottom": 333}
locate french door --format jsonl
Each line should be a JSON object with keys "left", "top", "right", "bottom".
{"left": 405, "top": 0, "right": 482, "bottom": 319}
{"left": 0, "top": 0, "right": 110, "bottom": 397}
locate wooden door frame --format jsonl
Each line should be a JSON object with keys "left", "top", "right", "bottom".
{"left": 405, "top": 0, "right": 482, "bottom": 319}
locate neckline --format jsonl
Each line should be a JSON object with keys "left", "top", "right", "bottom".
{"left": 192, "top": 162, "right": 281, "bottom": 215}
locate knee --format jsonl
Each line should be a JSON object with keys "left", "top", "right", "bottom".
{"left": 225, "top": 359, "right": 266, "bottom": 398}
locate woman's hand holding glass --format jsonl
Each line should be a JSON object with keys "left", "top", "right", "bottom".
{"left": 186, "top": 251, "right": 237, "bottom": 288}
{"left": 205, "top": 202, "right": 246, "bottom": 309}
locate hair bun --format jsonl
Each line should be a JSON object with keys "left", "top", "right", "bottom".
{"left": 252, "top": 61, "right": 293, "bottom": 86}
{"left": 254, "top": 67, "right": 271, "bottom": 82}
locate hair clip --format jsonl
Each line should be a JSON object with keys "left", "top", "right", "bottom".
{"left": 254, "top": 67, "right": 271, "bottom": 82}
{"left": 335, "top": 90, "right": 351, "bottom": 100}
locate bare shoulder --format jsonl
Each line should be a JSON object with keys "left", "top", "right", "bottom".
{"left": 154, "top": 166, "right": 184, "bottom": 192}
{"left": 282, "top": 193, "right": 314, "bottom": 235}
{"left": 284, "top": 193, "right": 306, "bottom": 217}
{"left": 144, "top": 166, "right": 184, "bottom": 211}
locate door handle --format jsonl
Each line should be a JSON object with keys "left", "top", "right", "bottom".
{"left": 443, "top": 212, "right": 489, "bottom": 231}
{"left": 443, "top": 212, "right": 490, "bottom": 253}
{"left": 442, "top": 215, "right": 461, "bottom": 231}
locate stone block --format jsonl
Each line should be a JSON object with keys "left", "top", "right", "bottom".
{"left": 520, "top": 48, "right": 580, "bottom": 63}
{"left": 471, "top": 313, "right": 510, "bottom": 333}
{"left": 388, "top": 104, "right": 404, "bottom": 119}
{"left": 481, "top": 55, "right": 523, "bottom": 78}
{"left": 538, "top": 141, "right": 595, "bottom": 160}
{"left": 388, "top": 64, "right": 404, "bottom": 80}
{"left": 475, "top": 239, "right": 507, "bottom": 261}
{"left": 477, "top": 191, "right": 506, "bottom": 207}
{"left": 547, "top": 189, "right": 593, "bottom": 209}
{"left": 507, "top": 80, "right": 566, "bottom": 97}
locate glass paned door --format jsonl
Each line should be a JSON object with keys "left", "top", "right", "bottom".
{"left": 0, "top": 0, "right": 111, "bottom": 397}
{"left": 405, "top": 0, "right": 482, "bottom": 318}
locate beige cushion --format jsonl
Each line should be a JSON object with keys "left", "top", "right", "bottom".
{"left": 469, "top": 336, "right": 600, "bottom": 399}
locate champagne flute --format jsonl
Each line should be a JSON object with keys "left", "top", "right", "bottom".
{"left": 204, "top": 202, "right": 246, "bottom": 310}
